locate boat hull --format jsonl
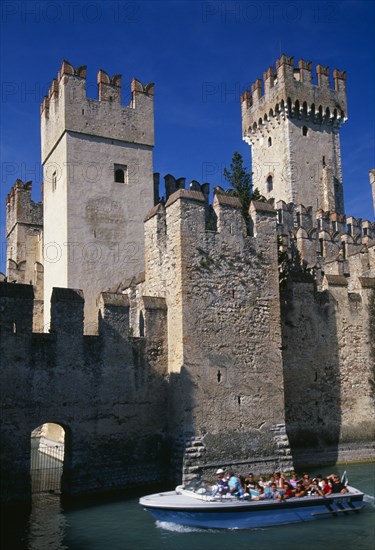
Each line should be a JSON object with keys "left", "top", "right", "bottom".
{"left": 140, "top": 487, "right": 365, "bottom": 529}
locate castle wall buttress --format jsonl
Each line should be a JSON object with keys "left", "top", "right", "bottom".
{"left": 142, "top": 191, "right": 293, "bottom": 477}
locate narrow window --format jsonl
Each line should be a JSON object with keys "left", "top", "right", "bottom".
{"left": 268, "top": 136, "right": 272, "bottom": 147}
{"left": 266, "top": 175, "right": 273, "bottom": 193}
{"left": 52, "top": 171, "right": 57, "bottom": 191}
{"left": 296, "top": 212, "right": 301, "bottom": 226}
{"left": 139, "top": 311, "right": 145, "bottom": 337}
{"left": 322, "top": 156, "right": 326, "bottom": 167}
{"left": 342, "top": 241, "right": 346, "bottom": 260}
{"left": 302, "top": 126, "right": 308, "bottom": 136}
{"left": 277, "top": 209, "right": 283, "bottom": 224}
{"left": 114, "top": 164, "right": 128, "bottom": 184}
{"left": 13, "top": 322, "right": 17, "bottom": 334}
{"left": 319, "top": 238, "right": 324, "bottom": 256}
{"left": 347, "top": 223, "right": 352, "bottom": 235}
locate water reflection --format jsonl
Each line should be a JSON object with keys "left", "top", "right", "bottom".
{"left": 28, "top": 495, "right": 68, "bottom": 550}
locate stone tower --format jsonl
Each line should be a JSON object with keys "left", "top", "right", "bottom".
{"left": 241, "top": 55, "right": 347, "bottom": 213}
{"left": 41, "top": 61, "right": 155, "bottom": 331}
{"left": 5, "top": 180, "right": 44, "bottom": 330}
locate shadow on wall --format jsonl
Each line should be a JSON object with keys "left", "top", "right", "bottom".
{"left": 281, "top": 274, "right": 341, "bottom": 468}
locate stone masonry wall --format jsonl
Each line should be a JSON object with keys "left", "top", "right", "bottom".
{"left": 0, "top": 282, "right": 169, "bottom": 503}
{"left": 140, "top": 191, "right": 293, "bottom": 480}
{"left": 281, "top": 269, "right": 375, "bottom": 467}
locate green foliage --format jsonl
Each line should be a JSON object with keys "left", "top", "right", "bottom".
{"left": 278, "top": 237, "right": 305, "bottom": 288}
{"left": 223, "top": 152, "right": 262, "bottom": 225}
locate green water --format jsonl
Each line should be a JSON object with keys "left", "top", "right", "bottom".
{"left": 2, "top": 463, "right": 374, "bottom": 550}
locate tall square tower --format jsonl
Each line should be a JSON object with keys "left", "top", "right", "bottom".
{"left": 41, "top": 61, "right": 155, "bottom": 331}
{"left": 241, "top": 55, "right": 347, "bottom": 213}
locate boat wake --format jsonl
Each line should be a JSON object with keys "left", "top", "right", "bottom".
{"left": 363, "top": 494, "right": 375, "bottom": 509}
{"left": 156, "top": 521, "right": 209, "bottom": 533}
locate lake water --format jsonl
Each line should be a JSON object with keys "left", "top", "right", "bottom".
{"left": 2, "top": 462, "right": 374, "bottom": 550}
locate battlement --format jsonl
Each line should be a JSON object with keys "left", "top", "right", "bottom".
{"left": 145, "top": 185, "right": 277, "bottom": 257}
{"left": 41, "top": 60, "right": 155, "bottom": 163}
{"left": 6, "top": 179, "right": 43, "bottom": 237}
{"left": 241, "top": 54, "right": 347, "bottom": 139}
{"left": 276, "top": 200, "right": 375, "bottom": 276}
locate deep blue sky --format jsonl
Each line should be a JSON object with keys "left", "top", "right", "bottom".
{"left": 1, "top": 0, "right": 374, "bottom": 274}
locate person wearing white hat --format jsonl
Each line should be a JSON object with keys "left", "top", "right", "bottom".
{"left": 211, "top": 468, "right": 228, "bottom": 498}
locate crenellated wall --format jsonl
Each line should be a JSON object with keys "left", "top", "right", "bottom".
{"left": 241, "top": 55, "right": 347, "bottom": 137}
{"left": 276, "top": 200, "right": 375, "bottom": 273}
{"left": 0, "top": 281, "right": 169, "bottom": 503}
{"left": 41, "top": 61, "right": 154, "bottom": 160}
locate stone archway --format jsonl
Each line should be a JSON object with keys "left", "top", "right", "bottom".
{"left": 30, "top": 423, "right": 65, "bottom": 494}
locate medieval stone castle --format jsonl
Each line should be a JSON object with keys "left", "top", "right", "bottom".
{"left": 1, "top": 55, "right": 374, "bottom": 503}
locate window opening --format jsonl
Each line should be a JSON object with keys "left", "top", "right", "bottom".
{"left": 268, "top": 136, "right": 272, "bottom": 147}
{"left": 302, "top": 126, "right": 308, "bottom": 136}
{"left": 139, "top": 311, "right": 145, "bottom": 337}
{"left": 319, "top": 238, "right": 324, "bottom": 256}
{"left": 52, "top": 171, "right": 57, "bottom": 191}
{"left": 266, "top": 175, "right": 273, "bottom": 193}
{"left": 114, "top": 164, "right": 128, "bottom": 184}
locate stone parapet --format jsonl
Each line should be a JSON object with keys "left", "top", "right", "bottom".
{"left": 41, "top": 60, "right": 154, "bottom": 163}
{"left": 242, "top": 55, "right": 347, "bottom": 140}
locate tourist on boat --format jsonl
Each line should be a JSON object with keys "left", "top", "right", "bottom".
{"left": 266, "top": 483, "right": 283, "bottom": 500}
{"left": 320, "top": 477, "right": 332, "bottom": 495}
{"left": 281, "top": 482, "right": 294, "bottom": 500}
{"left": 294, "top": 482, "right": 307, "bottom": 497}
{"left": 267, "top": 474, "right": 276, "bottom": 487}
{"left": 275, "top": 472, "right": 286, "bottom": 489}
{"left": 258, "top": 476, "right": 267, "bottom": 488}
{"left": 212, "top": 468, "right": 229, "bottom": 497}
{"left": 315, "top": 474, "right": 324, "bottom": 488}
{"left": 301, "top": 473, "right": 312, "bottom": 488}
{"left": 288, "top": 472, "right": 298, "bottom": 488}
{"left": 308, "top": 480, "right": 324, "bottom": 496}
{"left": 245, "top": 473, "right": 256, "bottom": 491}
{"left": 253, "top": 486, "right": 266, "bottom": 500}
{"left": 328, "top": 474, "right": 348, "bottom": 494}
{"left": 227, "top": 471, "right": 245, "bottom": 497}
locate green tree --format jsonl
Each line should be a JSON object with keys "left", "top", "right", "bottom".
{"left": 223, "top": 152, "right": 261, "bottom": 225}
